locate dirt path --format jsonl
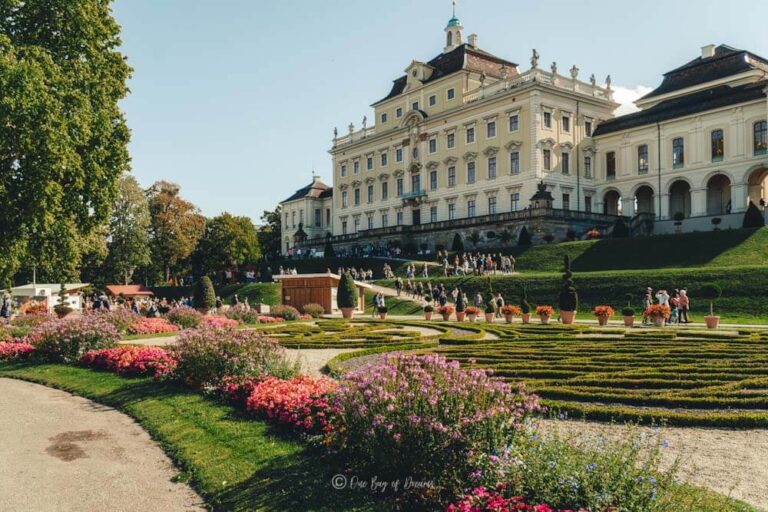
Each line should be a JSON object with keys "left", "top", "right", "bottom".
{"left": 539, "top": 419, "right": 768, "bottom": 511}
{"left": 0, "top": 378, "right": 204, "bottom": 512}
{"left": 284, "top": 348, "right": 357, "bottom": 376}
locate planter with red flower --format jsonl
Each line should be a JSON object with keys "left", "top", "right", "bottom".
{"left": 437, "top": 305, "right": 455, "bottom": 321}
{"left": 593, "top": 305, "right": 615, "bottom": 326}
{"left": 536, "top": 305, "right": 554, "bottom": 325}
{"left": 645, "top": 304, "right": 670, "bottom": 327}
{"left": 500, "top": 305, "right": 521, "bottom": 323}
{"left": 464, "top": 306, "right": 480, "bottom": 322}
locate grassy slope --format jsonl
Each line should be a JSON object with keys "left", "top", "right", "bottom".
{"left": 0, "top": 364, "right": 379, "bottom": 512}
{"left": 217, "top": 283, "right": 281, "bottom": 306}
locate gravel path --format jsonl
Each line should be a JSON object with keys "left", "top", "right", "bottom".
{"left": 0, "top": 378, "right": 204, "bottom": 512}
{"left": 539, "top": 419, "right": 768, "bottom": 511}
{"left": 284, "top": 348, "right": 358, "bottom": 376}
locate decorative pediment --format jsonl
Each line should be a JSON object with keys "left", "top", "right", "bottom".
{"left": 393, "top": 169, "right": 405, "bottom": 178}
{"left": 365, "top": 177, "right": 375, "bottom": 184}
{"left": 463, "top": 151, "right": 478, "bottom": 162}
{"left": 378, "top": 173, "right": 390, "bottom": 182}
{"left": 560, "top": 142, "right": 574, "bottom": 150}
{"left": 443, "top": 156, "right": 459, "bottom": 165}
{"left": 505, "top": 140, "right": 523, "bottom": 151}
{"left": 399, "top": 109, "right": 427, "bottom": 130}
{"left": 408, "top": 162, "right": 422, "bottom": 173}
{"left": 483, "top": 146, "right": 500, "bottom": 157}
{"left": 426, "top": 160, "right": 440, "bottom": 170}
{"left": 351, "top": 180, "right": 361, "bottom": 188}
{"left": 339, "top": 183, "right": 349, "bottom": 191}
{"left": 444, "top": 195, "right": 458, "bottom": 203}
{"left": 582, "top": 144, "right": 596, "bottom": 155}
{"left": 463, "top": 192, "right": 478, "bottom": 200}
{"left": 505, "top": 185, "right": 523, "bottom": 192}
{"left": 484, "top": 188, "right": 500, "bottom": 197}
{"left": 536, "top": 138, "right": 557, "bottom": 150}
{"left": 378, "top": 208, "right": 390, "bottom": 213}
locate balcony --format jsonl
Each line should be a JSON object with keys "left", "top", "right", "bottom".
{"left": 401, "top": 189, "right": 428, "bottom": 205}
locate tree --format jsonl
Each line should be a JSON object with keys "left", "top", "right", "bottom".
{"left": 697, "top": 283, "right": 722, "bottom": 317}
{"left": 194, "top": 213, "right": 261, "bottom": 275}
{"left": 0, "top": 1, "right": 131, "bottom": 284}
{"left": 104, "top": 175, "right": 151, "bottom": 285}
{"left": 337, "top": 272, "right": 359, "bottom": 309}
{"left": 147, "top": 181, "right": 206, "bottom": 283}
{"left": 193, "top": 276, "right": 216, "bottom": 310}
{"left": 258, "top": 207, "right": 282, "bottom": 257}
{"left": 612, "top": 217, "right": 629, "bottom": 238}
{"left": 558, "top": 255, "right": 578, "bottom": 312}
{"left": 451, "top": 233, "right": 464, "bottom": 252}
{"left": 324, "top": 237, "right": 336, "bottom": 258}
{"left": 468, "top": 231, "right": 481, "bottom": 247}
{"left": 518, "top": 226, "right": 532, "bottom": 246}
{"left": 743, "top": 201, "right": 766, "bottom": 228}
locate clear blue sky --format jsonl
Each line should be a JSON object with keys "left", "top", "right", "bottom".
{"left": 112, "top": 0, "right": 768, "bottom": 223}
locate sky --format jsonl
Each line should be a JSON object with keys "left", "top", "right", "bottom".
{"left": 111, "top": 0, "right": 768, "bottom": 223}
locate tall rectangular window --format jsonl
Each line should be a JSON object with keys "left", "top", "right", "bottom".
{"left": 543, "top": 111, "right": 552, "bottom": 128}
{"left": 510, "top": 192, "right": 520, "bottom": 211}
{"left": 448, "top": 166, "right": 456, "bottom": 187}
{"left": 754, "top": 121, "right": 767, "bottom": 155}
{"left": 430, "top": 170, "right": 438, "bottom": 190}
{"left": 429, "top": 95, "right": 436, "bottom": 107}
{"left": 487, "top": 120, "right": 497, "bottom": 138}
{"left": 354, "top": 218, "right": 360, "bottom": 233}
{"left": 562, "top": 115, "right": 570, "bottom": 133}
{"left": 381, "top": 181, "right": 388, "bottom": 200}
{"left": 467, "top": 162, "right": 476, "bottom": 183}
{"left": 367, "top": 215, "right": 374, "bottom": 230}
{"left": 585, "top": 120, "right": 593, "bottom": 137}
{"left": 488, "top": 157, "right": 497, "bottom": 179}
{"left": 448, "top": 203, "right": 456, "bottom": 220}
{"left": 510, "top": 152, "right": 520, "bottom": 174}
{"left": 314, "top": 209, "right": 321, "bottom": 227}
{"left": 381, "top": 152, "right": 388, "bottom": 166}
{"left": 430, "top": 206, "right": 438, "bottom": 223}
{"left": 412, "top": 101, "right": 419, "bottom": 111}
{"left": 326, "top": 208, "right": 331, "bottom": 226}
{"left": 447, "top": 88, "right": 455, "bottom": 100}
{"left": 354, "top": 161, "right": 360, "bottom": 174}
{"left": 396, "top": 211, "right": 404, "bottom": 225}
{"left": 382, "top": 213, "right": 388, "bottom": 227}
{"left": 606, "top": 151, "right": 616, "bottom": 179}
{"left": 711, "top": 130, "right": 724, "bottom": 161}
{"left": 447, "top": 133, "right": 455, "bottom": 149}
{"left": 367, "top": 156, "right": 373, "bottom": 170}
{"left": 341, "top": 164, "right": 347, "bottom": 177}
{"left": 367, "top": 185, "right": 373, "bottom": 203}
{"left": 396, "top": 107, "right": 403, "bottom": 118}
{"left": 381, "top": 113, "right": 387, "bottom": 124}
{"left": 342, "top": 191, "right": 348, "bottom": 208}
{"left": 672, "top": 137, "right": 685, "bottom": 168}
{"left": 429, "top": 138, "right": 437, "bottom": 154}
{"left": 396, "top": 178, "right": 403, "bottom": 197}
{"left": 291, "top": 211, "right": 296, "bottom": 227}
{"left": 396, "top": 148, "right": 403, "bottom": 162}
{"left": 561, "top": 153, "right": 570, "bottom": 175}
{"left": 411, "top": 174, "right": 421, "bottom": 193}
{"left": 562, "top": 193, "right": 570, "bottom": 210}
{"left": 466, "top": 126, "right": 475, "bottom": 144}
{"left": 584, "top": 156, "right": 592, "bottom": 178}
{"left": 467, "top": 199, "right": 476, "bottom": 217}
{"left": 638, "top": 145, "right": 649, "bottom": 174}
{"left": 354, "top": 188, "right": 360, "bottom": 206}
{"left": 585, "top": 196, "right": 592, "bottom": 212}
{"left": 342, "top": 221, "right": 347, "bottom": 234}
{"left": 488, "top": 196, "right": 497, "bottom": 214}
{"left": 509, "top": 114, "right": 519, "bottom": 132}
{"left": 543, "top": 149, "right": 551, "bottom": 171}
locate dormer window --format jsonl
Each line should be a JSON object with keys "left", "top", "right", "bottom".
{"left": 412, "top": 101, "right": 419, "bottom": 111}
{"left": 412, "top": 69, "right": 418, "bottom": 77}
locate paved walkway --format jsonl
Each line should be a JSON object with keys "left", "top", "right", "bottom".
{"left": 0, "top": 378, "right": 204, "bottom": 512}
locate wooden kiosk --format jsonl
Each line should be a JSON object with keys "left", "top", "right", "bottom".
{"left": 273, "top": 273, "right": 371, "bottom": 314}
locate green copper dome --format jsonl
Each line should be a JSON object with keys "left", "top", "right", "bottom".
{"left": 447, "top": 16, "right": 461, "bottom": 27}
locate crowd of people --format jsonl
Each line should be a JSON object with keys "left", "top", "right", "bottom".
{"left": 435, "top": 251, "right": 517, "bottom": 277}
{"left": 642, "top": 287, "right": 691, "bottom": 325}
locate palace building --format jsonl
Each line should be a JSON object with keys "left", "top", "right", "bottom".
{"left": 280, "top": 10, "right": 768, "bottom": 256}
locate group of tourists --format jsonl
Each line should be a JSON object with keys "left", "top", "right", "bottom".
{"left": 371, "top": 292, "right": 387, "bottom": 317}
{"left": 277, "top": 266, "right": 299, "bottom": 276}
{"left": 333, "top": 267, "right": 375, "bottom": 282}
{"left": 642, "top": 287, "right": 691, "bottom": 325}
{"left": 436, "top": 251, "right": 517, "bottom": 277}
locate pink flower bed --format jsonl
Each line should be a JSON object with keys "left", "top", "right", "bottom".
{"left": 128, "top": 317, "right": 180, "bottom": 335}
{"left": 80, "top": 346, "right": 177, "bottom": 379}
{"left": 257, "top": 315, "right": 284, "bottom": 324}
{"left": 202, "top": 316, "right": 240, "bottom": 329}
{"left": 0, "top": 342, "right": 35, "bottom": 361}
{"left": 246, "top": 375, "right": 339, "bottom": 434}
{"left": 446, "top": 487, "right": 590, "bottom": 512}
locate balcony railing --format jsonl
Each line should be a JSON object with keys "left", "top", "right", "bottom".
{"left": 401, "top": 189, "right": 428, "bottom": 204}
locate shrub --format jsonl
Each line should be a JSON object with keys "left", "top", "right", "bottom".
{"left": 612, "top": 217, "right": 629, "bottom": 238}
{"left": 452, "top": 233, "right": 465, "bottom": 252}
{"left": 324, "top": 238, "right": 336, "bottom": 258}
{"left": 520, "top": 290, "right": 532, "bottom": 315}
{"left": 558, "top": 255, "right": 578, "bottom": 312}
{"left": 337, "top": 272, "right": 359, "bottom": 310}
{"left": 29, "top": 316, "right": 121, "bottom": 363}
{"left": 11, "top": 314, "right": 52, "bottom": 329}
{"left": 270, "top": 304, "right": 301, "bottom": 321}
{"left": 127, "top": 317, "right": 180, "bottom": 335}
{"left": 673, "top": 211, "right": 685, "bottom": 223}
{"left": 80, "top": 346, "right": 177, "bottom": 379}
{"left": 485, "top": 300, "right": 497, "bottom": 314}
{"left": 171, "top": 327, "right": 298, "bottom": 390}
{"left": 377, "top": 306, "right": 388, "bottom": 314}
{"left": 246, "top": 375, "right": 338, "bottom": 435}
{"left": 743, "top": 201, "right": 765, "bottom": 228}
{"left": 202, "top": 315, "right": 240, "bottom": 329}
{"left": 89, "top": 308, "right": 141, "bottom": 333}
{"left": 0, "top": 341, "right": 35, "bottom": 361}
{"left": 697, "top": 283, "right": 723, "bottom": 316}
{"left": 224, "top": 304, "right": 260, "bottom": 324}
{"left": 455, "top": 291, "right": 466, "bottom": 312}
{"left": 302, "top": 303, "right": 325, "bottom": 318}
{"left": 622, "top": 307, "right": 636, "bottom": 317}
{"left": 518, "top": 226, "right": 532, "bottom": 246}
{"left": 424, "top": 304, "right": 434, "bottom": 313}
{"left": 194, "top": 276, "right": 216, "bottom": 310}
{"left": 167, "top": 305, "right": 203, "bottom": 329}
{"left": 329, "top": 354, "right": 540, "bottom": 506}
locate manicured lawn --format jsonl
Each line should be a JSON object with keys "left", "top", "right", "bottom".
{"left": 0, "top": 363, "right": 382, "bottom": 512}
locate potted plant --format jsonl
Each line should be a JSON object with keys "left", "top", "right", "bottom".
{"left": 484, "top": 300, "right": 497, "bottom": 323}
{"left": 500, "top": 305, "right": 521, "bottom": 323}
{"left": 423, "top": 302, "right": 434, "bottom": 321}
{"left": 337, "top": 272, "right": 359, "bottom": 319}
{"left": 465, "top": 306, "right": 480, "bottom": 322}
{"left": 438, "top": 305, "right": 455, "bottom": 321}
{"left": 644, "top": 304, "right": 670, "bottom": 327}
{"left": 699, "top": 283, "right": 723, "bottom": 329}
{"left": 536, "top": 305, "right": 554, "bottom": 325}
{"left": 558, "top": 255, "right": 578, "bottom": 325}
{"left": 593, "top": 305, "right": 615, "bottom": 326}
{"left": 378, "top": 306, "right": 388, "bottom": 320}
{"left": 455, "top": 292, "right": 466, "bottom": 322}
{"left": 520, "top": 291, "right": 532, "bottom": 324}
{"left": 622, "top": 292, "right": 635, "bottom": 327}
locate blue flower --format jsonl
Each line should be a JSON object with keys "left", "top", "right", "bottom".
{"left": 586, "top": 463, "right": 597, "bottom": 472}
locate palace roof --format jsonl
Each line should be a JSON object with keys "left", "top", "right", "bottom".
{"left": 281, "top": 179, "right": 332, "bottom": 203}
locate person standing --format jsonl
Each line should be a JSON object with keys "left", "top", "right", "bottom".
{"left": 678, "top": 289, "right": 690, "bottom": 324}
{"left": 642, "top": 287, "right": 653, "bottom": 325}
{"left": 1, "top": 293, "right": 11, "bottom": 319}
{"left": 495, "top": 293, "right": 505, "bottom": 318}
{"left": 395, "top": 277, "right": 403, "bottom": 297}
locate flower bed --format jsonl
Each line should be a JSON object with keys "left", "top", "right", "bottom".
{"left": 127, "top": 317, "right": 180, "bottom": 335}
{"left": 80, "top": 346, "right": 177, "bottom": 379}
{"left": 270, "top": 305, "right": 301, "bottom": 321}
{"left": 89, "top": 309, "right": 140, "bottom": 333}
{"left": 257, "top": 315, "right": 284, "bottom": 324}
{"left": 167, "top": 305, "right": 203, "bottom": 329}
{"left": 224, "top": 304, "right": 260, "bottom": 324}
{"left": 0, "top": 341, "right": 35, "bottom": 361}
{"left": 28, "top": 316, "right": 121, "bottom": 363}
{"left": 202, "top": 316, "right": 240, "bottom": 329}
{"left": 446, "top": 488, "right": 586, "bottom": 512}
{"left": 246, "top": 375, "right": 338, "bottom": 435}
{"left": 11, "top": 314, "right": 52, "bottom": 329}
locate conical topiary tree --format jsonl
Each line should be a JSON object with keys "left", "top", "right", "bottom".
{"left": 337, "top": 272, "right": 359, "bottom": 310}
{"left": 194, "top": 276, "right": 216, "bottom": 310}
{"left": 455, "top": 289, "right": 466, "bottom": 313}
{"left": 518, "top": 226, "right": 532, "bottom": 246}
{"left": 520, "top": 287, "right": 531, "bottom": 315}
{"left": 324, "top": 238, "right": 336, "bottom": 258}
{"left": 451, "top": 233, "right": 464, "bottom": 252}
{"left": 612, "top": 217, "right": 629, "bottom": 238}
{"left": 743, "top": 201, "right": 766, "bottom": 228}
{"left": 558, "top": 255, "right": 578, "bottom": 314}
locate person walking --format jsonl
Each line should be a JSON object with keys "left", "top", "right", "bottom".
{"left": 1, "top": 293, "right": 11, "bottom": 320}
{"left": 678, "top": 289, "right": 690, "bottom": 324}
{"left": 495, "top": 293, "right": 505, "bottom": 318}
{"left": 642, "top": 287, "right": 653, "bottom": 325}
{"left": 395, "top": 277, "right": 403, "bottom": 297}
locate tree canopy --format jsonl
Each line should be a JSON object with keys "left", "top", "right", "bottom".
{"left": 105, "top": 175, "right": 152, "bottom": 285}
{"left": 258, "top": 207, "right": 282, "bottom": 257}
{"left": 194, "top": 213, "right": 261, "bottom": 274}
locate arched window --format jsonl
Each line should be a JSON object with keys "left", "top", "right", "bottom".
{"left": 447, "top": 31, "right": 453, "bottom": 47}
{"left": 755, "top": 121, "right": 767, "bottom": 155}
{"left": 711, "top": 129, "right": 724, "bottom": 161}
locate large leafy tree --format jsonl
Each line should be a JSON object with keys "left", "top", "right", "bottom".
{"left": 147, "top": 181, "right": 206, "bottom": 283}
{"left": 194, "top": 213, "right": 261, "bottom": 275}
{"left": 258, "top": 207, "right": 282, "bottom": 257}
{"left": 0, "top": 0, "right": 131, "bottom": 285}
{"left": 104, "top": 175, "right": 152, "bottom": 285}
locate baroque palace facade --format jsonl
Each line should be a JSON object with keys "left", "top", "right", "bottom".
{"left": 280, "top": 12, "right": 768, "bottom": 256}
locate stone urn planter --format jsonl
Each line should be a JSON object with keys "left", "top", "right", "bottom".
{"left": 466, "top": 313, "right": 477, "bottom": 323}
{"left": 705, "top": 315, "right": 720, "bottom": 329}
{"left": 341, "top": 307, "right": 355, "bottom": 319}
{"left": 456, "top": 311, "right": 466, "bottom": 322}
{"left": 424, "top": 311, "right": 433, "bottom": 321}
{"left": 538, "top": 314, "right": 550, "bottom": 325}
{"left": 560, "top": 310, "right": 576, "bottom": 325}
{"left": 651, "top": 315, "right": 664, "bottom": 327}
{"left": 504, "top": 314, "right": 514, "bottom": 324}
{"left": 521, "top": 313, "right": 531, "bottom": 324}
{"left": 623, "top": 315, "right": 635, "bottom": 327}
{"left": 485, "top": 313, "right": 495, "bottom": 323}
{"left": 597, "top": 315, "right": 609, "bottom": 326}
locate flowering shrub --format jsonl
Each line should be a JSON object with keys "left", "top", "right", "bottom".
{"left": 446, "top": 488, "right": 585, "bottom": 512}
{"left": 170, "top": 327, "right": 299, "bottom": 390}
{"left": 80, "top": 346, "right": 177, "bottom": 379}
{"left": 167, "top": 306, "right": 203, "bottom": 329}
{"left": 224, "top": 304, "right": 260, "bottom": 324}
{"left": 29, "top": 316, "right": 121, "bottom": 363}
{"left": 644, "top": 304, "right": 671, "bottom": 319}
{"left": 298, "top": 314, "right": 313, "bottom": 321}
{"left": 246, "top": 375, "right": 338, "bottom": 435}
{"left": 217, "top": 375, "right": 261, "bottom": 406}
{"left": 465, "top": 306, "right": 481, "bottom": 316}
{"left": 270, "top": 305, "right": 301, "bottom": 321}
{"left": 11, "top": 314, "right": 52, "bottom": 329}
{"left": 536, "top": 305, "right": 554, "bottom": 317}
{"left": 329, "top": 354, "right": 540, "bottom": 506}
{"left": 257, "top": 315, "right": 284, "bottom": 324}
{"left": 302, "top": 303, "right": 325, "bottom": 318}
{"left": 202, "top": 316, "right": 240, "bottom": 329}
{"left": 586, "top": 228, "right": 601, "bottom": 240}
{"left": 501, "top": 305, "right": 522, "bottom": 316}
{"left": 88, "top": 308, "right": 140, "bottom": 333}
{"left": 437, "top": 305, "right": 456, "bottom": 317}
{"left": 593, "top": 306, "right": 615, "bottom": 318}
{"left": 127, "top": 317, "right": 180, "bottom": 335}
{"left": 0, "top": 341, "right": 35, "bottom": 361}
{"left": 19, "top": 302, "right": 48, "bottom": 316}
{"left": 0, "top": 325, "right": 12, "bottom": 343}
